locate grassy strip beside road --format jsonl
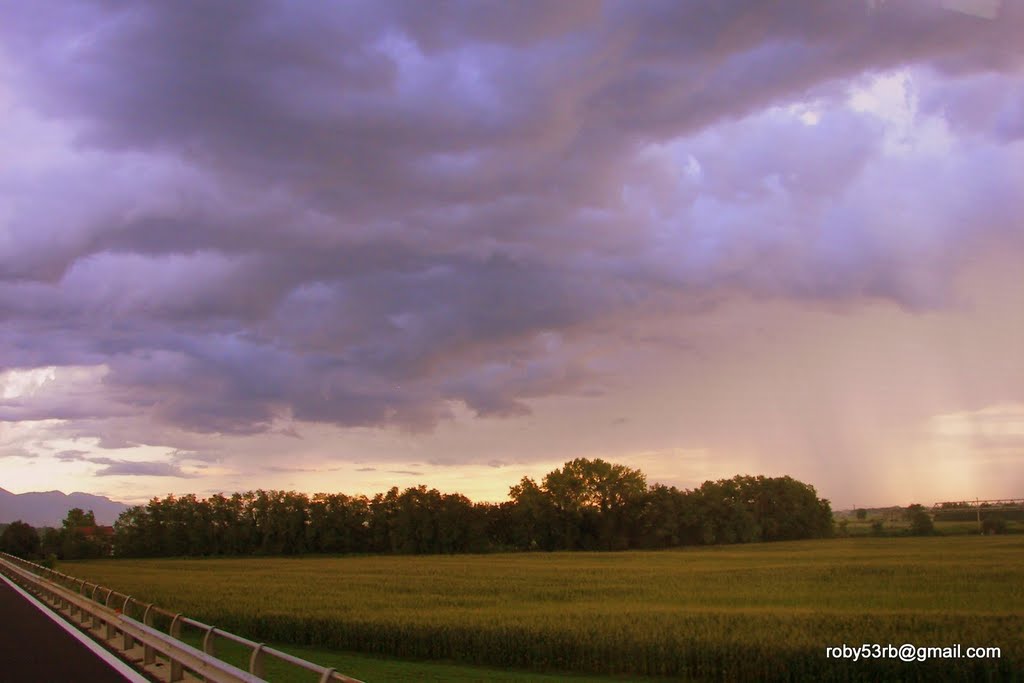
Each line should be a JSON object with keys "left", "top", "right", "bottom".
{"left": 174, "top": 632, "right": 652, "bottom": 683}
{"left": 66, "top": 537, "right": 1024, "bottom": 680}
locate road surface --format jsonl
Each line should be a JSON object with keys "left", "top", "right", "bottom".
{"left": 0, "top": 574, "right": 144, "bottom": 682}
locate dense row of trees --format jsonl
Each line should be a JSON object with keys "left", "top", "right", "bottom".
{"left": 108, "top": 459, "right": 833, "bottom": 557}
{"left": 0, "top": 460, "right": 833, "bottom": 560}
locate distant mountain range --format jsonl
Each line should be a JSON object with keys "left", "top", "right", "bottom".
{"left": 0, "top": 488, "right": 129, "bottom": 527}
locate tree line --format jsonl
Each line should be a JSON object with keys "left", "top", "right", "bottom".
{"left": 2, "top": 459, "right": 834, "bottom": 560}
{"left": 0, "top": 508, "right": 110, "bottom": 563}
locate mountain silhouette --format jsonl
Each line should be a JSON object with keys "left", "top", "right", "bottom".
{"left": 0, "top": 488, "right": 128, "bottom": 527}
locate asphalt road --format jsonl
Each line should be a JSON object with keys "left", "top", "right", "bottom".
{"left": 0, "top": 576, "right": 137, "bottom": 682}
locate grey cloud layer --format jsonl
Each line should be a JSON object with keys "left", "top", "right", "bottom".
{"left": 89, "top": 458, "right": 195, "bottom": 478}
{"left": 1, "top": 1, "right": 1022, "bottom": 438}
{"left": 41, "top": 450, "right": 193, "bottom": 477}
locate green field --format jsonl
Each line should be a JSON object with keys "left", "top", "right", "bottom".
{"left": 64, "top": 537, "right": 1024, "bottom": 681}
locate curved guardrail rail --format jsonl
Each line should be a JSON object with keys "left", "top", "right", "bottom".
{"left": 0, "top": 552, "right": 364, "bottom": 683}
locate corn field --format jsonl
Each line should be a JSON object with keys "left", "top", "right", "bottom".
{"left": 66, "top": 537, "right": 1024, "bottom": 680}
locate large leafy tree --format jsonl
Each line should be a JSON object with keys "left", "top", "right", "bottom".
{"left": 62, "top": 508, "right": 96, "bottom": 530}
{"left": 907, "top": 504, "right": 934, "bottom": 536}
{"left": 542, "top": 458, "right": 647, "bottom": 549}
{"left": 0, "top": 520, "right": 41, "bottom": 560}
{"left": 59, "top": 508, "right": 105, "bottom": 559}
{"left": 508, "top": 477, "right": 558, "bottom": 550}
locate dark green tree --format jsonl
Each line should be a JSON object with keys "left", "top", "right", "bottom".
{"left": 542, "top": 458, "right": 646, "bottom": 550}
{"left": 981, "top": 513, "right": 1007, "bottom": 535}
{"left": 0, "top": 520, "right": 41, "bottom": 559}
{"left": 62, "top": 508, "right": 97, "bottom": 529}
{"left": 907, "top": 504, "right": 934, "bottom": 536}
{"left": 638, "top": 484, "right": 700, "bottom": 548}
{"left": 508, "top": 477, "right": 558, "bottom": 550}
{"left": 59, "top": 508, "right": 104, "bottom": 559}
{"left": 40, "top": 527, "right": 61, "bottom": 558}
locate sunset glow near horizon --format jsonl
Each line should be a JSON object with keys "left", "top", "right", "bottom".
{"left": 1, "top": 2, "right": 1022, "bottom": 509}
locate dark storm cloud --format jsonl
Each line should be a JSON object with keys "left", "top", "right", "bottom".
{"left": 0, "top": 0, "right": 1022, "bottom": 437}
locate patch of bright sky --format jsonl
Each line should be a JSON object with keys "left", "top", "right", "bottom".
{"left": 0, "top": 432, "right": 215, "bottom": 498}
{"left": 784, "top": 101, "right": 822, "bottom": 126}
{"left": 1, "top": 367, "right": 57, "bottom": 399}
{"left": 1, "top": 418, "right": 64, "bottom": 454}
{"left": 633, "top": 91, "right": 830, "bottom": 210}
{"left": 0, "top": 364, "right": 215, "bottom": 494}
{"left": 929, "top": 403, "right": 1024, "bottom": 439}
{"left": 847, "top": 69, "right": 953, "bottom": 156}
{"left": 911, "top": 403, "right": 1024, "bottom": 502}
{"left": 636, "top": 137, "right": 702, "bottom": 180}
{"left": 897, "top": 438, "right": 981, "bottom": 504}
{"left": 1, "top": 419, "right": 82, "bottom": 493}
{"left": 1, "top": 365, "right": 110, "bottom": 403}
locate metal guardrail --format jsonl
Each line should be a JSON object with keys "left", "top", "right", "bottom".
{"left": 0, "top": 552, "right": 364, "bottom": 683}
{"left": 929, "top": 498, "right": 1024, "bottom": 530}
{"left": 931, "top": 498, "right": 1024, "bottom": 511}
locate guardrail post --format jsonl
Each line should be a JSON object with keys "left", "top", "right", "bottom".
{"left": 250, "top": 643, "right": 266, "bottom": 678}
{"left": 81, "top": 586, "right": 93, "bottom": 628}
{"left": 170, "top": 613, "right": 182, "bottom": 639}
{"left": 142, "top": 604, "right": 156, "bottom": 665}
{"left": 169, "top": 614, "right": 184, "bottom": 681}
{"left": 203, "top": 626, "right": 217, "bottom": 656}
{"left": 170, "top": 658, "right": 184, "bottom": 682}
{"left": 122, "top": 596, "right": 135, "bottom": 650}
{"left": 102, "top": 589, "right": 117, "bottom": 639}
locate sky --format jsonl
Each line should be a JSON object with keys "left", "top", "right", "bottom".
{"left": 1, "top": 0, "right": 1022, "bottom": 508}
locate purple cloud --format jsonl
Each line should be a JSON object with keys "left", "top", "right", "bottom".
{"left": 91, "top": 459, "right": 195, "bottom": 478}
{"left": 54, "top": 450, "right": 90, "bottom": 462}
{"left": 0, "top": 447, "right": 38, "bottom": 460}
{"left": 0, "top": 0, "right": 1022, "bottom": 445}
